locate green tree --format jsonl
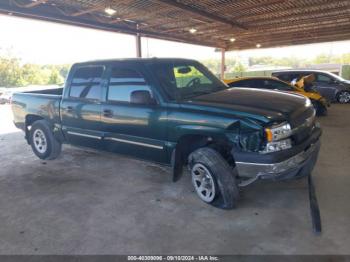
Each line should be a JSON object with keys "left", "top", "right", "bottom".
{"left": 0, "top": 53, "right": 71, "bottom": 87}
{"left": 312, "top": 54, "right": 331, "bottom": 64}
{"left": 48, "top": 69, "right": 64, "bottom": 85}
{"left": 21, "top": 64, "right": 49, "bottom": 85}
{"left": 0, "top": 56, "right": 23, "bottom": 87}
{"left": 232, "top": 62, "right": 246, "bottom": 73}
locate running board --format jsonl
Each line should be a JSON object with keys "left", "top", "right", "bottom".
{"left": 308, "top": 174, "right": 322, "bottom": 234}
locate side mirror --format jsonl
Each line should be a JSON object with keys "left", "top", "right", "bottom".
{"left": 130, "top": 90, "right": 156, "bottom": 105}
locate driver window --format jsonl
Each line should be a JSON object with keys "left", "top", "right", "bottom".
{"left": 174, "top": 66, "right": 212, "bottom": 88}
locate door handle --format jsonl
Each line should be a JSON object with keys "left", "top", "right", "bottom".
{"left": 103, "top": 109, "right": 113, "bottom": 117}
{"left": 67, "top": 106, "right": 73, "bottom": 112}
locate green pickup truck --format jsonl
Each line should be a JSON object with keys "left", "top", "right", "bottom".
{"left": 12, "top": 58, "right": 321, "bottom": 209}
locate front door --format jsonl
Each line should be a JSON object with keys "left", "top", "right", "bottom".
{"left": 100, "top": 64, "right": 168, "bottom": 163}
{"left": 60, "top": 65, "right": 105, "bottom": 149}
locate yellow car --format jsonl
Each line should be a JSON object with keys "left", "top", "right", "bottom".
{"left": 224, "top": 76, "right": 329, "bottom": 116}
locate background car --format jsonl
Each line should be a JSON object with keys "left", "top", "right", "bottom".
{"left": 0, "top": 91, "right": 12, "bottom": 104}
{"left": 272, "top": 70, "right": 350, "bottom": 103}
{"left": 224, "top": 76, "right": 328, "bottom": 116}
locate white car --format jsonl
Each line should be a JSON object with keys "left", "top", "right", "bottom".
{"left": 0, "top": 91, "right": 12, "bottom": 104}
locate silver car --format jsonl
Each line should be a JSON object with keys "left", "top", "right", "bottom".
{"left": 272, "top": 70, "right": 350, "bottom": 103}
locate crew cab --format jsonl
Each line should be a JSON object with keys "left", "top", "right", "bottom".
{"left": 12, "top": 58, "right": 321, "bottom": 209}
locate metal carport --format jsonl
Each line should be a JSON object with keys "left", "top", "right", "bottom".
{"left": 0, "top": 0, "right": 349, "bottom": 79}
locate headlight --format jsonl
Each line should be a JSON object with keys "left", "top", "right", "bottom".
{"left": 261, "top": 138, "right": 292, "bottom": 153}
{"left": 265, "top": 122, "right": 292, "bottom": 142}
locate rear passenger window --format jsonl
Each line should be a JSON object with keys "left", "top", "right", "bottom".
{"left": 316, "top": 74, "right": 332, "bottom": 83}
{"left": 69, "top": 66, "right": 104, "bottom": 100}
{"left": 107, "top": 67, "right": 152, "bottom": 103}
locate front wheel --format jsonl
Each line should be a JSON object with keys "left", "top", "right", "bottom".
{"left": 188, "top": 147, "right": 239, "bottom": 209}
{"left": 337, "top": 91, "right": 350, "bottom": 104}
{"left": 29, "top": 120, "right": 62, "bottom": 160}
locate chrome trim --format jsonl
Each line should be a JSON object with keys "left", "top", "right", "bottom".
{"left": 67, "top": 131, "right": 102, "bottom": 140}
{"left": 105, "top": 137, "right": 163, "bottom": 150}
{"left": 236, "top": 140, "right": 320, "bottom": 178}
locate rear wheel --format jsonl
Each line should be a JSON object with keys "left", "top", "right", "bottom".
{"left": 337, "top": 91, "right": 350, "bottom": 104}
{"left": 188, "top": 147, "right": 239, "bottom": 209}
{"left": 29, "top": 120, "right": 62, "bottom": 160}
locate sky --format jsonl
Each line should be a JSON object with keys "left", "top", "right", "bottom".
{"left": 0, "top": 14, "right": 350, "bottom": 65}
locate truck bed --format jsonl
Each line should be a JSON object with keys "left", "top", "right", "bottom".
{"left": 11, "top": 88, "right": 63, "bottom": 131}
{"left": 21, "top": 87, "right": 64, "bottom": 96}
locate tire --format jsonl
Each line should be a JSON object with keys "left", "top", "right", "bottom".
{"left": 337, "top": 91, "right": 350, "bottom": 104}
{"left": 188, "top": 147, "right": 239, "bottom": 209}
{"left": 311, "top": 100, "right": 327, "bottom": 116}
{"left": 29, "top": 120, "right": 62, "bottom": 160}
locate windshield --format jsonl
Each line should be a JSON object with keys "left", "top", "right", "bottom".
{"left": 149, "top": 60, "right": 228, "bottom": 101}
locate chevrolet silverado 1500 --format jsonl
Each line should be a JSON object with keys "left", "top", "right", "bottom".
{"left": 12, "top": 58, "right": 321, "bottom": 209}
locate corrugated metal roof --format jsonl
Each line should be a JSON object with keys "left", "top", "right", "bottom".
{"left": 1, "top": 0, "right": 349, "bottom": 50}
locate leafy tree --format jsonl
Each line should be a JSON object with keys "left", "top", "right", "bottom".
{"left": 312, "top": 54, "right": 331, "bottom": 64}
{"left": 232, "top": 62, "right": 246, "bottom": 73}
{"left": 0, "top": 56, "right": 23, "bottom": 87}
{"left": 48, "top": 69, "right": 64, "bottom": 85}
{"left": 0, "top": 53, "right": 71, "bottom": 87}
{"left": 334, "top": 53, "right": 350, "bottom": 64}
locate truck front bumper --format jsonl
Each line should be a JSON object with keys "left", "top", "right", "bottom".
{"left": 234, "top": 127, "right": 321, "bottom": 181}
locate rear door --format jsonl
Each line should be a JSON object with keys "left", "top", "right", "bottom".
{"left": 60, "top": 65, "right": 105, "bottom": 148}
{"left": 314, "top": 73, "right": 338, "bottom": 101}
{"left": 100, "top": 63, "right": 168, "bottom": 163}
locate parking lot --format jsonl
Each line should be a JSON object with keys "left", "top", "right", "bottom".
{"left": 0, "top": 104, "right": 349, "bottom": 255}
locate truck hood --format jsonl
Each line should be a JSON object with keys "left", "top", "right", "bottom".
{"left": 184, "top": 88, "right": 314, "bottom": 127}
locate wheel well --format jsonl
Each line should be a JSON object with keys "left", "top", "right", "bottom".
{"left": 25, "top": 115, "right": 44, "bottom": 127}
{"left": 24, "top": 115, "right": 44, "bottom": 143}
{"left": 171, "top": 134, "right": 235, "bottom": 182}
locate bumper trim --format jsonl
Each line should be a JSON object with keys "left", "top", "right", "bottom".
{"left": 236, "top": 140, "right": 320, "bottom": 178}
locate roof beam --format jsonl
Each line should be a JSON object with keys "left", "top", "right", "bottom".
{"left": 255, "top": 33, "right": 350, "bottom": 48}
{"left": 152, "top": 0, "right": 247, "bottom": 30}
{"left": 240, "top": 1, "right": 350, "bottom": 24}
{"left": 234, "top": 28, "right": 350, "bottom": 48}
{"left": 226, "top": 33, "right": 350, "bottom": 51}
{"left": 233, "top": 17, "right": 350, "bottom": 38}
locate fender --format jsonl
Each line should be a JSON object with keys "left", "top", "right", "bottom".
{"left": 170, "top": 125, "right": 234, "bottom": 182}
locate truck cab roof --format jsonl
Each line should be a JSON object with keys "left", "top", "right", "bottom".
{"left": 74, "top": 57, "right": 199, "bottom": 67}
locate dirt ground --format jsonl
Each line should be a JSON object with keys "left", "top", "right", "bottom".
{"left": 0, "top": 104, "right": 349, "bottom": 254}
